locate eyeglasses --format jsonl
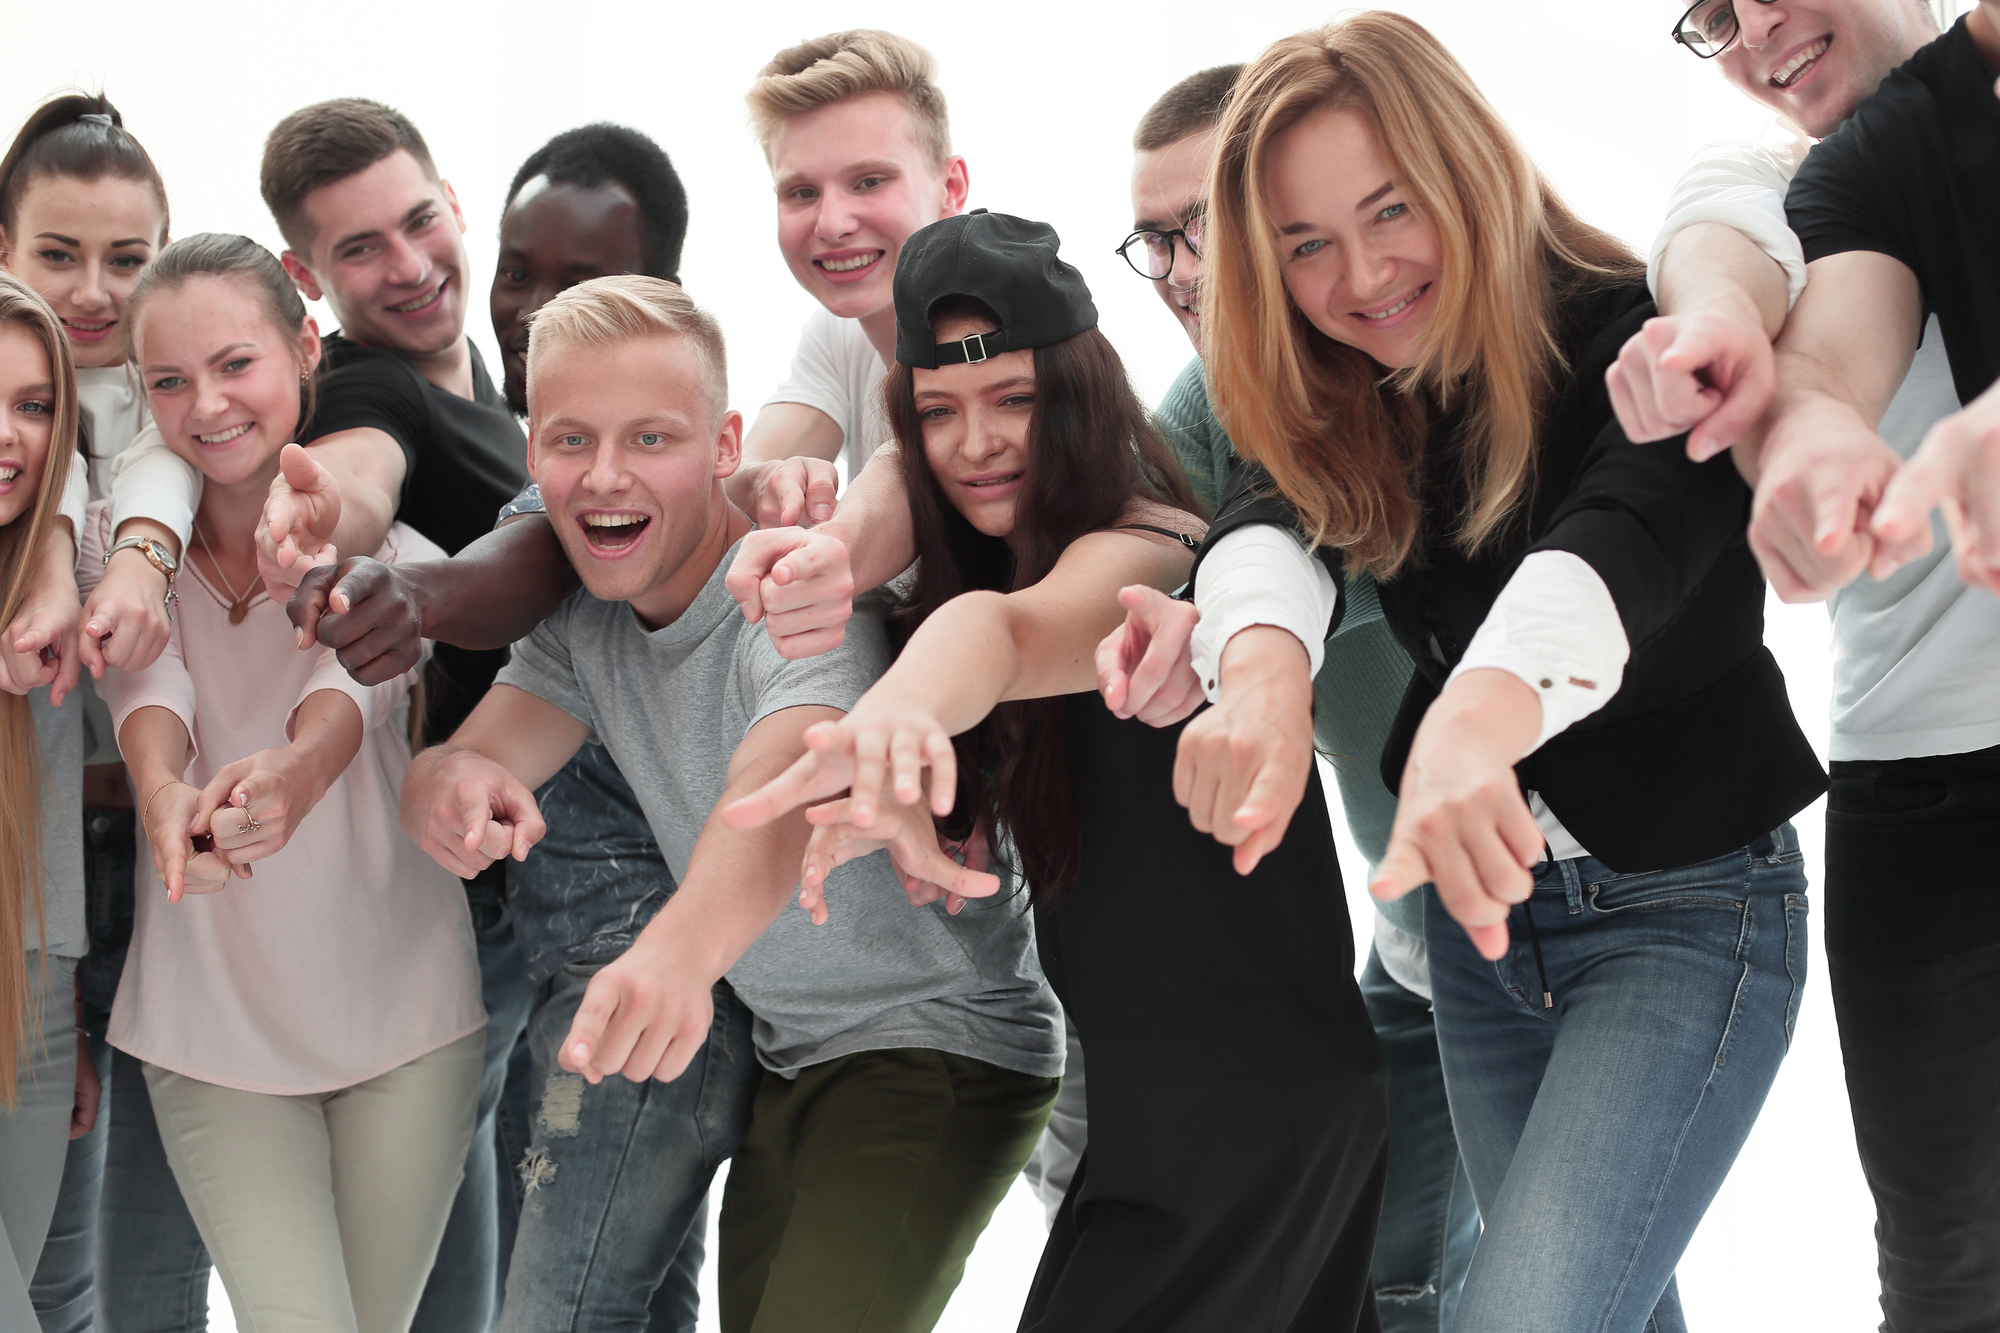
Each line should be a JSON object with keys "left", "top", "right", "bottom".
{"left": 1115, "top": 223, "right": 1202, "bottom": 282}
{"left": 1670, "top": 0, "right": 1777, "bottom": 58}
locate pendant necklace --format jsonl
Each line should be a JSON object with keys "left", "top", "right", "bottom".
{"left": 194, "top": 520, "right": 256, "bottom": 625}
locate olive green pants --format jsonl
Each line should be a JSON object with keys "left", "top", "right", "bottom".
{"left": 719, "top": 1047, "right": 1058, "bottom": 1333}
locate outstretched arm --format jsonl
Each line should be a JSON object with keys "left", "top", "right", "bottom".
{"left": 257, "top": 435, "right": 406, "bottom": 597}
{"left": 1738, "top": 250, "right": 1922, "bottom": 600}
{"left": 560, "top": 704, "right": 845, "bottom": 1085}
{"left": 725, "top": 527, "right": 1194, "bottom": 831}
{"left": 288, "top": 515, "right": 578, "bottom": 682}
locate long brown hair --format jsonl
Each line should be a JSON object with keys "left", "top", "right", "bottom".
{"left": 888, "top": 299, "right": 1197, "bottom": 901}
{"left": 1202, "top": 11, "right": 1643, "bottom": 577}
{"left": 0, "top": 274, "right": 77, "bottom": 1105}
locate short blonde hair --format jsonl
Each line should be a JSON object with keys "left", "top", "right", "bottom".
{"left": 527, "top": 275, "right": 727, "bottom": 420}
{"left": 747, "top": 30, "right": 951, "bottom": 167}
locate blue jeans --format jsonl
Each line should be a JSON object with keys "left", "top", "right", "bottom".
{"left": 33, "top": 806, "right": 213, "bottom": 1333}
{"left": 498, "top": 962, "right": 758, "bottom": 1333}
{"left": 1425, "top": 826, "right": 1807, "bottom": 1333}
{"left": 415, "top": 870, "right": 535, "bottom": 1331}
{"left": 1360, "top": 944, "right": 1479, "bottom": 1333}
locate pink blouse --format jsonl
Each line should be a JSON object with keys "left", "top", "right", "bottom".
{"left": 90, "top": 504, "right": 485, "bottom": 1094}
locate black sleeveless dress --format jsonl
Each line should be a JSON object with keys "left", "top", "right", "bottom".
{"left": 1017, "top": 691, "right": 1388, "bottom": 1333}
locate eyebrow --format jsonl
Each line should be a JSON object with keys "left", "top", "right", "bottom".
{"left": 1355, "top": 181, "right": 1395, "bottom": 212}
{"left": 139, "top": 342, "right": 257, "bottom": 375}
{"left": 35, "top": 231, "right": 152, "bottom": 249}
{"left": 914, "top": 375, "right": 1035, "bottom": 401}
{"left": 1275, "top": 181, "right": 1397, "bottom": 236}
{"left": 329, "top": 198, "right": 436, "bottom": 254}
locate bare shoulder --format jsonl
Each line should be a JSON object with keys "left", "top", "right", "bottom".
{"left": 1111, "top": 497, "right": 1208, "bottom": 549}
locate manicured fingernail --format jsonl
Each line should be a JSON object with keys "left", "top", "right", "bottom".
{"left": 295, "top": 627, "right": 306, "bottom": 649}
{"left": 811, "top": 504, "right": 833, "bottom": 522}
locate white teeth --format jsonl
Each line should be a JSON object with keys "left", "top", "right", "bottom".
{"left": 1772, "top": 38, "right": 1829, "bottom": 87}
{"left": 197, "top": 424, "right": 253, "bottom": 445}
{"left": 389, "top": 283, "right": 444, "bottom": 313}
{"left": 820, "top": 253, "right": 879, "bottom": 273}
{"left": 965, "top": 474, "right": 1021, "bottom": 488}
{"left": 583, "top": 514, "right": 646, "bottom": 527}
{"left": 0, "top": 468, "right": 18, "bottom": 482}
{"left": 1359, "top": 287, "right": 1425, "bottom": 321}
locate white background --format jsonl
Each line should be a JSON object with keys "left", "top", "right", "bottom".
{"left": 9, "top": 0, "right": 1973, "bottom": 1327}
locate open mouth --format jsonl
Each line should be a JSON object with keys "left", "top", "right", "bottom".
{"left": 1356, "top": 284, "right": 1430, "bottom": 323}
{"left": 815, "top": 251, "right": 882, "bottom": 275}
{"left": 196, "top": 423, "right": 253, "bottom": 447}
{"left": 962, "top": 471, "right": 1023, "bottom": 492}
{"left": 61, "top": 318, "right": 115, "bottom": 341}
{"left": 387, "top": 277, "right": 448, "bottom": 315}
{"left": 0, "top": 466, "right": 20, "bottom": 483}
{"left": 580, "top": 512, "right": 651, "bottom": 551}
{"left": 1771, "top": 36, "right": 1831, "bottom": 89}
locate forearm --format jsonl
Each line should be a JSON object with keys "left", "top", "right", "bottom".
{"left": 1418, "top": 668, "right": 1542, "bottom": 766}
{"left": 29, "top": 521, "right": 79, "bottom": 612}
{"left": 119, "top": 706, "right": 194, "bottom": 794}
{"left": 875, "top": 591, "right": 1022, "bottom": 737}
{"left": 1740, "top": 350, "right": 1880, "bottom": 485}
{"left": 110, "top": 516, "right": 181, "bottom": 564}
{"left": 819, "top": 447, "right": 916, "bottom": 594}
{"left": 417, "top": 516, "right": 578, "bottom": 650}
{"left": 284, "top": 688, "right": 364, "bottom": 791}
{"left": 1655, "top": 222, "right": 1789, "bottom": 339}
{"left": 304, "top": 432, "right": 401, "bottom": 559}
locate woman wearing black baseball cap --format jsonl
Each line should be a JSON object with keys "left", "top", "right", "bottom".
{"left": 727, "top": 210, "right": 1388, "bottom": 1331}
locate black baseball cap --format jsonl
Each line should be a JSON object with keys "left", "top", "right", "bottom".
{"left": 893, "top": 209, "right": 1098, "bottom": 370}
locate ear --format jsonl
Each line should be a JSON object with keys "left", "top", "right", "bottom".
{"left": 526, "top": 429, "right": 541, "bottom": 484}
{"left": 939, "top": 156, "right": 970, "bottom": 220}
{"left": 282, "top": 250, "right": 324, "bottom": 303}
{"left": 298, "top": 316, "right": 324, "bottom": 375}
{"left": 712, "top": 409, "right": 745, "bottom": 481}
{"left": 440, "top": 179, "right": 468, "bottom": 235}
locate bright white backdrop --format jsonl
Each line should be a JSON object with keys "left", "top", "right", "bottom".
{"left": 9, "top": 1, "right": 1975, "bottom": 1328}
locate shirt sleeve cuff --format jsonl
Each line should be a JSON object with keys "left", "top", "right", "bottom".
{"left": 1647, "top": 193, "right": 1808, "bottom": 312}
{"left": 1448, "top": 550, "right": 1629, "bottom": 752}
{"left": 58, "top": 452, "right": 88, "bottom": 535}
{"left": 109, "top": 426, "right": 202, "bottom": 547}
{"left": 1190, "top": 524, "right": 1339, "bottom": 703}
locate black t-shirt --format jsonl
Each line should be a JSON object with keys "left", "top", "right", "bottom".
{"left": 1785, "top": 17, "right": 2000, "bottom": 406}
{"left": 306, "top": 333, "right": 529, "bottom": 741}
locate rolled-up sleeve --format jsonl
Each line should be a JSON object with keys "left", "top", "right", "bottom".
{"left": 108, "top": 425, "right": 202, "bottom": 547}
{"left": 1447, "top": 550, "right": 1629, "bottom": 752}
{"left": 1648, "top": 133, "right": 1810, "bottom": 310}
{"left": 1189, "top": 523, "right": 1340, "bottom": 703}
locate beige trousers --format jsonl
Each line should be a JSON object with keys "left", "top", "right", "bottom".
{"left": 143, "top": 1029, "right": 483, "bottom": 1333}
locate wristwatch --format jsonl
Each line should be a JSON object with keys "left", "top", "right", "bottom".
{"left": 103, "top": 536, "right": 180, "bottom": 610}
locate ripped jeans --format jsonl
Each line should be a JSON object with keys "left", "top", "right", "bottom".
{"left": 498, "top": 960, "right": 759, "bottom": 1333}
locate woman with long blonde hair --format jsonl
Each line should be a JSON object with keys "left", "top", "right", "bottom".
{"left": 1103, "top": 13, "right": 1824, "bottom": 1330}
{"left": 0, "top": 272, "right": 87, "bottom": 1325}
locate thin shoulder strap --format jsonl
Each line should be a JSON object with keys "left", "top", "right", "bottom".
{"left": 1114, "top": 522, "right": 1201, "bottom": 551}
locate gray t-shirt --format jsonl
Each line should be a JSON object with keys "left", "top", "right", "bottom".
{"left": 497, "top": 543, "right": 1063, "bottom": 1080}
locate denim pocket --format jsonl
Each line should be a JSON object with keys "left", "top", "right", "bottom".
{"left": 1585, "top": 853, "right": 1750, "bottom": 916}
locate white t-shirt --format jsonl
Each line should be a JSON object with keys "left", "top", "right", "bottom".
{"left": 762, "top": 305, "right": 888, "bottom": 470}
{"left": 1653, "top": 130, "right": 1997, "bottom": 762}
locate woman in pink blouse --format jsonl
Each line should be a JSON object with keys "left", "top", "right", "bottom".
{"left": 97, "top": 233, "right": 483, "bottom": 1332}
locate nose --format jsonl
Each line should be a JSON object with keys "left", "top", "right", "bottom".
{"left": 74, "top": 262, "right": 111, "bottom": 313}
{"left": 384, "top": 234, "right": 431, "bottom": 288}
{"left": 1166, "top": 238, "right": 1200, "bottom": 294}
{"left": 814, "top": 192, "right": 857, "bottom": 244}
{"left": 192, "top": 375, "right": 231, "bottom": 426}
{"left": 1736, "top": 1, "right": 1786, "bottom": 49}
{"left": 1347, "top": 237, "right": 1398, "bottom": 304}
{"left": 581, "top": 440, "right": 629, "bottom": 497}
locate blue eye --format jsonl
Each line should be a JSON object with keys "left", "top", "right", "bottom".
{"left": 637, "top": 432, "right": 665, "bottom": 447}
{"left": 18, "top": 399, "right": 50, "bottom": 415}
{"left": 149, "top": 376, "right": 185, "bottom": 393}
{"left": 1379, "top": 202, "right": 1408, "bottom": 221}
{"left": 1292, "top": 238, "right": 1327, "bottom": 259}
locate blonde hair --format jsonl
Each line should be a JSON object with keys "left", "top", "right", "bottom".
{"left": 526, "top": 275, "right": 728, "bottom": 420}
{"left": 0, "top": 273, "right": 76, "bottom": 1106}
{"left": 1202, "top": 11, "right": 1642, "bottom": 577}
{"left": 747, "top": 30, "right": 951, "bottom": 167}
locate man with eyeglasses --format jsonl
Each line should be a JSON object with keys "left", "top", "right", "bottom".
{"left": 1101, "top": 64, "right": 1479, "bottom": 1333}
{"left": 1613, "top": 2, "right": 2000, "bottom": 1327}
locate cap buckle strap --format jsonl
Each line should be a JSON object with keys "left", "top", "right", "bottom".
{"left": 959, "top": 331, "right": 990, "bottom": 364}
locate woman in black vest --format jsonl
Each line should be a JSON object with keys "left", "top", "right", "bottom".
{"left": 1101, "top": 15, "right": 1822, "bottom": 1333}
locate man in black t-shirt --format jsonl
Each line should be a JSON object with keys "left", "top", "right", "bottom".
{"left": 1739, "top": 6, "right": 2000, "bottom": 1326}
{"left": 255, "top": 97, "right": 532, "bottom": 1333}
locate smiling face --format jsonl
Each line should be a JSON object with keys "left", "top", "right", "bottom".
{"left": 1131, "top": 129, "right": 1216, "bottom": 346}
{"left": 1262, "top": 106, "right": 1443, "bottom": 372}
{"left": 1714, "top": 0, "right": 1933, "bottom": 139}
{"left": 0, "top": 176, "right": 165, "bottom": 368}
{"left": 491, "top": 177, "right": 649, "bottom": 416}
{"left": 134, "top": 276, "right": 318, "bottom": 488}
{"left": 912, "top": 313, "right": 1036, "bottom": 541}
{"left": 769, "top": 93, "right": 967, "bottom": 322}
{"left": 284, "top": 150, "right": 468, "bottom": 357}
{"left": 0, "top": 323, "right": 56, "bottom": 528}
{"left": 528, "top": 332, "right": 742, "bottom": 624}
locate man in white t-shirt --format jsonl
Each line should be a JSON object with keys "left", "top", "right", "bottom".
{"left": 1612, "top": 2, "right": 2000, "bottom": 1324}
{"left": 726, "top": 30, "right": 969, "bottom": 525}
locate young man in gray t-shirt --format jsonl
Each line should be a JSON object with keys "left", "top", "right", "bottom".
{"left": 401, "top": 275, "right": 1061, "bottom": 1330}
